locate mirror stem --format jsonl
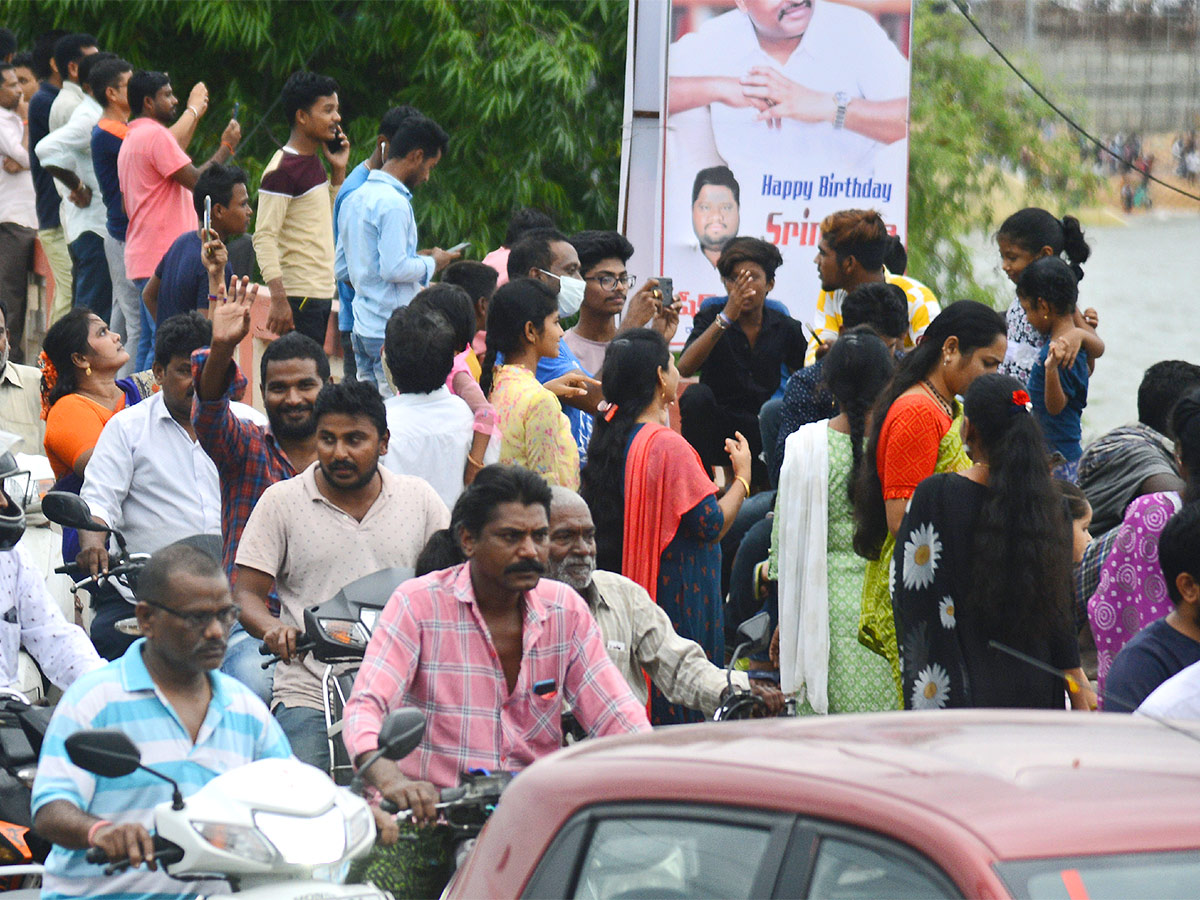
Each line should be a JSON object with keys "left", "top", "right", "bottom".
{"left": 139, "top": 764, "right": 185, "bottom": 810}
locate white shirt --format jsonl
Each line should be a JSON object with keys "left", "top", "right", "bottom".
{"left": 47, "top": 80, "right": 84, "bottom": 132}
{"left": 381, "top": 386, "right": 481, "bottom": 511}
{"left": 0, "top": 544, "right": 102, "bottom": 692}
{"left": 35, "top": 94, "right": 106, "bottom": 242}
{"left": 669, "top": 2, "right": 909, "bottom": 178}
{"left": 80, "top": 391, "right": 222, "bottom": 555}
{"left": 1137, "top": 660, "right": 1200, "bottom": 720}
{"left": 0, "top": 107, "right": 36, "bottom": 229}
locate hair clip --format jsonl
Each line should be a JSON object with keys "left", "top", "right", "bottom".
{"left": 1011, "top": 389, "right": 1033, "bottom": 412}
{"left": 603, "top": 402, "right": 619, "bottom": 422}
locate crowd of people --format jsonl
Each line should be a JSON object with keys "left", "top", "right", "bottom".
{"left": 0, "top": 25, "right": 1199, "bottom": 900}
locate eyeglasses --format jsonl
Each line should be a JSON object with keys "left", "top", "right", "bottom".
{"left": 142, "top": 598, "right": 241, "bottom": 630}
{"left": 585, "top": 273, "right": 637, "bottom": 291}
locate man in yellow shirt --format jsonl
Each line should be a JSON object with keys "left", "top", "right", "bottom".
{"left": 805, "top": 208, "right": 939, "bottom": 365}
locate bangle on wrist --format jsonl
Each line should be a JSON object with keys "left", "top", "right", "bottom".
{"left": 186, "top": 106, "right": 199, "bottom": 119}
{"left": 467, "top": 454, "right": 485, "bottom": 468}
{"left": 715, "top": 312, "right": 732, "bottom": 331}
{"left": 734, "top": 475, "right": 751, "bottom": 496}
{"left": 87, "top": 819, "right": 112, "bottom": 846}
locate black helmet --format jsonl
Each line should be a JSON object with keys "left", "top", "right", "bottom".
{"left": 0, "top": 452, "right": 27, "bottom": 551}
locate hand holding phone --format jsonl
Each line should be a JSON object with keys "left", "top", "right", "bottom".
{"left": 203, "top": 196, "right": 212, "bottom": 254}
{"left": 448, "top": 241, "right": 471, "bottom": 254}
{"left": 326, "top": 125, "right": 345, "bottom": 155}
{"left": 232, "top": 100, "right": 240, "bottom": 120}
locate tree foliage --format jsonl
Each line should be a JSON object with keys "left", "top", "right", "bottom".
{"left": 906, "top": 7, "right": 1101, "bottom": 305}
{"left": 2, "top": 0, "right": 1095, "bottom": 299}
{"left": 1, "top": 0, "right": 627, "bottom": 254}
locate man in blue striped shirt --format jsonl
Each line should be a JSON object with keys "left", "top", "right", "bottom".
{"left": 31, "top": 543, "right": 292, "bottom": 900}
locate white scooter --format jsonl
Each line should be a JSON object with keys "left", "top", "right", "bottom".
{"left": 63, "top": 708, "right": 428, "bottom": 898}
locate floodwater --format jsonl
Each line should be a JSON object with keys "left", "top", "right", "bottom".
{"left": 970, "top": 213, "right": 1200, "bottom": 445}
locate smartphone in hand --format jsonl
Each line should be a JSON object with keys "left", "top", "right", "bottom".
{"left": 326, "top": 125, "right": 344, "bottom": 155}
{"left": 448, "top": 242, "right": 471, "bottom": 254}
{"left": 655, "top": 276, "right": 673, "bottom": 307}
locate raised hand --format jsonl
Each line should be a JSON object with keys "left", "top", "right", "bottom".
{"left": 725, "top": 430, "right": 753, "bottom": 484}
{"left": 186, "top": 82, "right": 209, "bottom": 118}
{"left": 722, "top": 269, "right": 755, "bottom": 321}
{"left": 211, "top": 275, "right": 256, "bottom": 349}
{"left": 220, "top": 118, "right": 242, "bottom": 152}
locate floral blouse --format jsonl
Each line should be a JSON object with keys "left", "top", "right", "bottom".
{"left": 490, "top": 364, "right": 580, "bottom": 490}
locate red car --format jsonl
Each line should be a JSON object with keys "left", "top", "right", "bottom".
{"left": 445, "top": 710, "right": 1200, "bottom": 899}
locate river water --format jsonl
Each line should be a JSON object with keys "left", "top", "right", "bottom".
{"left": 970, "top": 213, "right": 1200, "bottom": 445}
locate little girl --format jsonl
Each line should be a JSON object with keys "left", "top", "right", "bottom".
{"left": 995, "top": 208, "right": 1104, "bottom": 384}
{"left": 1018, "top": 258, "right": 1089, "bottom": 481}
{"left": 1057, "top": 479, "right": 1098, "bottom": 707}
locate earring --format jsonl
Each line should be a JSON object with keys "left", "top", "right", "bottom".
{"left": 85, "top": 365, "right": 92, "bottom": 376}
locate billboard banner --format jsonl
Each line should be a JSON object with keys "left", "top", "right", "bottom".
{"left": 649, "top": 0, "right": 914, "bottom": 345}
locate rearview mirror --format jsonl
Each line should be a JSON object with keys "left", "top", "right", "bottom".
{"left": 65, "top": 729, "right": 141, "bottom": 778}
{"left": 736, "top": 611, "right": 772, "bottom": 654}
{"left": 377, "top": 708, "right": 426, "bottom": 761}
{"left": 42, "top": 492, "right": 108, "bottom": 532}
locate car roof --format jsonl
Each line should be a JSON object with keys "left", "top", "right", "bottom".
{"left": 532, "top": 710, "right": 1200, "bottom": 860}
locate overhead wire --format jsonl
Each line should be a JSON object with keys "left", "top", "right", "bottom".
{"left": 949, "top": 0, "right": 1200, "bottom": 205}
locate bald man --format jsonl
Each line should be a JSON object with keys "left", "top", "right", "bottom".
{"left": 546, "top": 487, "right": 781, "bottom": 716}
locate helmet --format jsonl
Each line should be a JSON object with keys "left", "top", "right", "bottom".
{"left": 0, "top": 451, "right": 27, "bottom": 551}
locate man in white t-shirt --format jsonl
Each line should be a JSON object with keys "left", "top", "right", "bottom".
{"left": 667, "top": 0, "right": 909, "bottom": 179}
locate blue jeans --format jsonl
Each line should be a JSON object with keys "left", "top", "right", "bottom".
{"left": 131, "top": 277, "right": 156, "bottom": 371}
{"left": 69, "top": 231, "right": 112, "bottom": 322}
{"left": 758, "top": 397, "right": 784, "bottom": 489}
{"left": 220, "top": 623, "right": 274, "bottom": 706}
{"left": 352, "top": 333, "right": 389, "bottom": 397}
{"left": 274, "top": 704, "right": 330, "bottom": 772}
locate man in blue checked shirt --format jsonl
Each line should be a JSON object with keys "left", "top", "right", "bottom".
{"left": 334, "top": 114, "right": 459, "bottom": 397}
{"left": 31, "top": 542, "right": 293, "bottom": 900}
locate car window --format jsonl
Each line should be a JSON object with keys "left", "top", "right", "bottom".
{"left": 570, "top": 816, "right": 774, "bottom": 900}
{"left": 808, "top": 836, "right": 957, "bottom": 899}
{"left": 996, "top": 851, "right": 1200, "bottom": 899}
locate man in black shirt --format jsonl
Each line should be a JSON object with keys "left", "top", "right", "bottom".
{"left": 677, "top": 237, "right": 805, "bottom": 484}
{"left": 1105, "top": 502, "right": 1200, "bottom": 711}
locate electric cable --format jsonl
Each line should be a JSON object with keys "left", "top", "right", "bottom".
{"left": 949, "top": 0, "right": 1200, "bottom": 204}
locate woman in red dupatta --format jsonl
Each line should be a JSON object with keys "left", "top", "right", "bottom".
{"left": 581, "top": 331, "right": 752, "bottom": 724}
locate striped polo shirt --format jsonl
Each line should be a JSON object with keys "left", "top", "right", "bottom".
{"left": 32, "top": 639, "right": 292, "bottom": 900}
{"left": 804, "top": 270, "right": 941, "bottom": 365}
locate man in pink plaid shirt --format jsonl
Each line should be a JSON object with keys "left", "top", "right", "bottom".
{"left": 343, "top": 466, "right": 650, "bottom": 820}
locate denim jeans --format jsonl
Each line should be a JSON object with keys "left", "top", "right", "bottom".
{"left": 131, "top": 277, "right": 156, "bottom": 371}
{"left": 69, "top": 231, "right": 112, "bottom": 322}
{"left": 352, "top": 332, "right": 389, "bottom": 398}
{"left": 103, "top": 234, "right": 140, "bottom": 376}
{"left": 274, "top": 704, "right": 331, "bottom": 773}
{"left": 219, "top": 623, "right": 274, "bottom": 706}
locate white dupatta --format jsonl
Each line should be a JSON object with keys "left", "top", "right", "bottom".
{"left": 776, "top": 421, "right": 830, "bottom": 712}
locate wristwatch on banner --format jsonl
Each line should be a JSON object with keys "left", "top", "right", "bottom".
{"left": 833, "top": 91, "right": 852, "bottom": 130}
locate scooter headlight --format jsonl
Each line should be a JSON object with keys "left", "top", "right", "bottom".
{"left": 192, "top": 821, "right": 276, "bottom": 865}
{"left": 318, "top": 618, "right": 369, "bottom": 651}
{"left": 254, "top": 806, "right": 346, "bottom": 865}
{"left": 345, "top": 803, "right": 374, "bottom": 850}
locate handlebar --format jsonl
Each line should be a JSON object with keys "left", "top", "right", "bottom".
{"left": 379, "top": 783, "right": 467, "bottom": 815}
{"left": 85, "top": 834, "right": 185, "bottom": 875}
{"left": 258, "top": 636, "right": 317, "bottom": 669}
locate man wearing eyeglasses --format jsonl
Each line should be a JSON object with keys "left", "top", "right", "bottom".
{"left": 563, "top": 230, "right": 681, "bottom": 376}
{"left": 31, "top": 542, "right": 293, "bottom": 900}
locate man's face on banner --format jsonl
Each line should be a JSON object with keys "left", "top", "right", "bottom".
{"left": 692, "top": 184, "right": 740, "bottom": 253}
{"left": 736, "top": 0, "right": 816, "bottom": 40}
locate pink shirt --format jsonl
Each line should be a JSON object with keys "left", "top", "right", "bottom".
{"left": 117, "top": 118, "right": 195, "bottom": 279}
{"left": 482, "top": 246, "right": 510, "bottom": 287}
{"left": 343, "top": 563, "right": 649, "bottom": 788}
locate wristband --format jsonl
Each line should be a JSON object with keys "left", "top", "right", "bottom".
{"left": 715, "top": 312, "right": 732, "bottom": 331}
{"left": 87, "top": 819, "right": 112, "bottom": 846}
{"left": 207, "top": 294, "right": 219, "bottom": 304}
{"left": 734, "top": 475, "right": 751, "bottom": 496}
{"left": 221, "top": 141, "right": 235, "bottom": 155}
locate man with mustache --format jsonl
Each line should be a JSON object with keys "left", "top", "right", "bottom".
{"left": 234, "top": 379, "right": 449, "bottom": 770}
{"left": 192, "top": 275, "right": 329, "bottom": 701}
{"left": 343, "top": 466, "right": 648, "bottom": 898}
{"left": 545, "top": 487, "right": 782, "bottom": 716}
{"left": 32, "top": 542, "right": 292, "bottom": 900}
{"left": 78, "top": 312, "right": 258, "bottom": 657}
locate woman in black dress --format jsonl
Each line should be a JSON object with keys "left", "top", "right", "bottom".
{"left": 892, "top": 373, "right": 1093, "bottom": 710}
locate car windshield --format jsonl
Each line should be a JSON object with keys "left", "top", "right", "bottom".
{"left": 996, "top": 850, "right": 1200, "bottom": 899}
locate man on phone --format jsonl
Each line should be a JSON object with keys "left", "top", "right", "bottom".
{"left": 253, "top": 71, "right": 350, "bottom": 346}
{"left": 335, "top": 114, "right": 459, "bottom": 396}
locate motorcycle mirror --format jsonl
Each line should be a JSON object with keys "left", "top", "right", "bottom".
{"left": 736, "top": 611, "right": 772, "bottom": 654}
{"left": 377, "top": 708, "right": 426, "bottom": 761}
{"left": 65, "top": 729, "right": 142, "bottom": 778}
{"left": 42, "top": 492, "right": 109, "bottom": 532}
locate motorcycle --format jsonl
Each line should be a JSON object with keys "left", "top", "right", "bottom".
{"left": 65, "top": 707, "right": 429, "bottom": 898}
{"left": 259, "top": 567, "right": 412, "bottom": 785}
{"left": 0, "top": 688, "right": 52, "bottom": 896}
{"left": 712, "top": 611, "right": 796, "bottom": 720}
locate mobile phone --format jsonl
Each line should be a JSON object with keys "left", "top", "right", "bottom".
{"left": 326, "top": 125, "right": 344, "bottom": 154}
{"left": 203, "top": 195, "right": 212, "bottom": 239}
{"left": 448, "top": 241, "right": 471, "bottom": 254}
{"left": 655, "top": 276, "right": 673, "bottom": 304}
{"left": 232, "top": 100, "right": 240, "bottom": 120}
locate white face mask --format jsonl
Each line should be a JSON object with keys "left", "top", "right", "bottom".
{"left": 0, "top": 347, "right": 8, "bottom": 372}
{"left": 554, "top": 273, "right": 586, "bottom": 318}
